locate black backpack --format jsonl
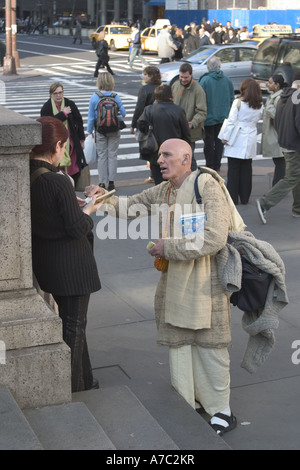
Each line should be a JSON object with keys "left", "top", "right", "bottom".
{"left": 96, "top": 92, "right": 119, "bottom": 135}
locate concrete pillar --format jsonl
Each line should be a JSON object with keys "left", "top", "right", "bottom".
{"left": 128, "top": 0, "right": 134, "bottom": 24}
{"left": 114, "top": 0, "right": 120, "bottom": 23}
{"left": 100, "top": 0, "right": 107, "bottom": 25}
{"left": 0, "top": 106, "right": 71, "bottom": 410}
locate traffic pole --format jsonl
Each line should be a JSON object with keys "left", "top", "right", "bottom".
{"left": 3, "top": 0, "right": 17, "bottom": 75}
{"left": 11, "top": 0, "right": 20, "bottom": 68}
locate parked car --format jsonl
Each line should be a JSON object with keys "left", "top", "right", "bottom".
{"left": 159, "top": 44, "right": 258, "bottom": 91}
{"left": 252, "top": 36, "right": 300, "bottom": 89}
{"left": 89, "top": 24, "right": 131, "bottom": 50}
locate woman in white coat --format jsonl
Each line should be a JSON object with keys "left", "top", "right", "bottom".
{"left": 262, "top": 74, "right": 287, "bottom": 186}
{"left": 222, "top": 78, "right": 263, "bottom": 205}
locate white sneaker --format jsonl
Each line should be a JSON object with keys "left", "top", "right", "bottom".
{"left": 292, "top": 212, "right": 300, "bottom": 218}
{"left": 256, "top": 199, "right": 267, "bottom": 224}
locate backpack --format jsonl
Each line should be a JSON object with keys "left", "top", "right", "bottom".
{"left": 96, "top": 92, "right": 119, "bottom": 135}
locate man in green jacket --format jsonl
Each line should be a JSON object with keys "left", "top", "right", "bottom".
{"left": 172, "top": 63, "right": 207, "bottom": 171}
{"left": 199, "top": 57, "right": 234, "bottom": 171}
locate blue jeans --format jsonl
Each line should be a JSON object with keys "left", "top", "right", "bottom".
{"left": 129, "top": 47, "right": 147, "bottom": 67}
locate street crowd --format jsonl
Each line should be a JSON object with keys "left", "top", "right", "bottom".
{"left": 26, "top": 16, "right": 298, "bottom": 440}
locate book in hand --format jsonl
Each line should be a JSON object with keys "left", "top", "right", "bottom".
{"left": 85, "top": 189, "right": 116, "bottom": 205}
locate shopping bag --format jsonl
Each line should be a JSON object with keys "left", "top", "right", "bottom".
{"left": 84, "top": 134, "right": 97, "bottom": 164}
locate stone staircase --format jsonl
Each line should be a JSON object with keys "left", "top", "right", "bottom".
{"left": 0, "top": 385, "right": 231, "bottom": 451}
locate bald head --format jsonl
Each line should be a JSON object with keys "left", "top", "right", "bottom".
{"left": 159, "top": 138, "right": 192, "bottom": 158}
{"left": 158, "top": 139, "right": 193, "bottom": 187}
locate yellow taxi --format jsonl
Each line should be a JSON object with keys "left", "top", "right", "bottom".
{"left": 246, "top": 24, "right": 293, "bottom": 47}
{"left": 89, "top": 24, "right": 131, "bottom": 50}
{"left": 141, "top": 19, "right": 171, "bottom": 53}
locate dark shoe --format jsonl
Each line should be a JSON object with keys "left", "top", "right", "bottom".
{"left": 91, "top": 378, "right": 99, "bottom": 389}
{"left": 209, "top": 412, "right": 237, "bottom": 436}
{"left": 108, "top": 182, "right": 115, "bottom": 191}
{"left": 99, "top": 183, "right": 105, "bottom": 189}
{"left": 94, "top": 73, "right": 98, "bottom": 78}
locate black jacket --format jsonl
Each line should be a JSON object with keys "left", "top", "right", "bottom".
{"left": 30, "top": 159, "right": 101, "bottom": 296}
{"left": 96, "top": 39, "right": 109, "bottom": 61}
{"left": 275, "top": 87, "right": 300, "bottom": 151}
{"left": 138, "top": 101, "right": 191, "bottom": 151}
{"left": 131, "top": 83, "right": 158, "bottom": 129}
{"left": 40, "top": 97, "right": 86, "bottom": 170}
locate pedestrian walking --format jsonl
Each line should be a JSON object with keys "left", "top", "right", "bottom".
{"left": 94, "top": 32, "right": 114, "bottom": 77}
{"left": 199, "top": 57, "right": 234, "bottom": 171}
{"left": 256, "top": 76, "right": 300, "bottom": 223}
{"left": 157, "top": 24, "right": 177, "bottom": 63}
{"left": 172, "top": 62, "right": 207, "bottom": 171}
{"left": 137, "top": 85, "right": 191, "bottom": 184}
{"left": 222, "top": 78, "right": 263, "bottom": 205}
{"left": 40, "top": 82, "right": 86, "bottom": 186}
{"left": 73, "top": 20, "right": 82, "bottom": 44}
{"left": 87, "top": 71, "right": 126, "bottom": 191}
{"left": 261, "top": 74, "right": 287, "bottom": 186}
{"left": 130, "top": 65, "right": 162, "bottom": 183}
{"left": 128, "top": 23, "right": 148, "bottom": 69}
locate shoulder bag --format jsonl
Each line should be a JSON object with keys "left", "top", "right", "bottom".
{"left": 137, "top": 105, "right": 158, "bottom": 161}
{"left": 218, "top": 98, "right": 241, "bottom": 146}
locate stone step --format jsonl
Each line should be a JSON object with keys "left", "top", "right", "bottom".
{"left": 24, "top": 402, "right": 116, "bottom": 450}
{"left": 0, "top": 387, "right": 42, "bottom": 450}
{"left": 73, "top": 385, "right": 180, "bottom": 450}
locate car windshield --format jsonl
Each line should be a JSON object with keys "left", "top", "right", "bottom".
{"left": 183, "top": 47, "right": 218, "bottom": 64}
{"left": 110, "top": 26, "right": 131, "bottom": 34}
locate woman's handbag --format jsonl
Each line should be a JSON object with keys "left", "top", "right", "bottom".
{"left": 138, "top": 125, "right": 158, "bottom": 160}
{"left": 218, "top": 98, "right": 241, "bottom": 146}
{"left": 137, "top": 105, "right": 158, "bottom": 160}
{"left": 84, "top": 134, "right": 97, "bottom": 164}
{"left": 75, "top": 164, "right": 91, "bottom": 192}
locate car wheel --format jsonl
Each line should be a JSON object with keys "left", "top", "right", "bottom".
{"left": 92, "top": 37, "right": 97, "bottom": 49}
{"left": 170, "top": 76, "right": 179, "bottom": 86}
{"left": 110, "top": 40, "right": 117, "bottom": 51}
{"left": 274, "top": 65, "right": 293, "bottom": 86}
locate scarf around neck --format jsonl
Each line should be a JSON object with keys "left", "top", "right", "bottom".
{"left": 51, "top": 97, "right": 71, "bottom": 167}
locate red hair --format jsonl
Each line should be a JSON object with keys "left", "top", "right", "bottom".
{"left": 30, "top": 116, "right": 68, "bottom": 158}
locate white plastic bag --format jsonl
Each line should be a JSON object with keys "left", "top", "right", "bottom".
{"left": 84, "top": 134, "right": 97, "bottom": 164}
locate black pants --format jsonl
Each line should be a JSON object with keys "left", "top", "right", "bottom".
{"left": 150, "top": 161, "right": 164, "bottom": 185}
{"left": 227, "top": 157, "right": 252, "bottom": 205}
{"left": 203, "top": 123, "right": 224, "bottom": 171}
{"left": 272, "top": 157, "right": 286, "bottom": 186}
{"left": 53, "top": 294, "right": 93, "bottom": 393}
{"left": 94, "top": 58, "right": 114, "bottom": 76}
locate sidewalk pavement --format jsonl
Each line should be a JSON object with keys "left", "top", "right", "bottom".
{"left": 81, "top": 160, "right": 300, "bottom": 450}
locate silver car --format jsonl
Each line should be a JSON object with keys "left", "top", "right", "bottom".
{"left": 159, "top": 44, "right": 257, "bottom": 91}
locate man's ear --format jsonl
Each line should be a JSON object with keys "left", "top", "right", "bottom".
{"left": 183, "top": 153, "right": 190, "bottom": 164}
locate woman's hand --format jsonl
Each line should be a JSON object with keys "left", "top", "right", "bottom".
{"left": 63, "top": 106, "right": 71, "bottom": 115}
{"left": 82, "top": 196, "right": 104, "bottom": 215}
{"left": 221, "top": 139, "right": 228, "bottom": 144}
{"left": 77, "top": 196, "right": 87, "bottom": 208}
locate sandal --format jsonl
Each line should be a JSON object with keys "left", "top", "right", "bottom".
{"left": 209, "top": 412, "right": 237, "bottom": 436}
